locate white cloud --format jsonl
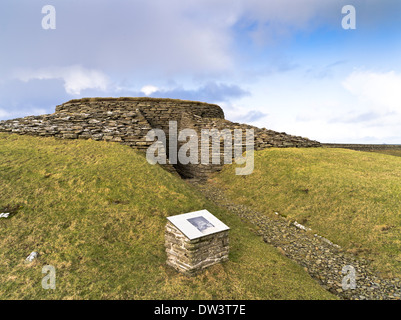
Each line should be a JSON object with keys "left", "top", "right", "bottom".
{"left": 14, "top": 65, "right": 110, "bottom": 95}
{"left": 234, "top": 0, "right": 341, "bottom": 45}
{"left": 0, "top": 1, "right": 347, "bottom": 78}
{"left": 342, "top": 70, "right": 401, "bottom": 112}
{"left": 284, "top": 69, "right": 401, "bottom": 143}
{"left": 0, "top": 109, "right": 9, "bottom": 118}
{"left": 140, "top": 85, "right": 159, "bottom": 96}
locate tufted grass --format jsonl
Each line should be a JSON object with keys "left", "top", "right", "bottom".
{"left": 369, "top": 149, "right": 401, "bottom": 158}
{"left": 0, "top": 133, "right": 334, "bottom": 300}
{"left": 212, "top": 147, "right": 401, "bottom": 278}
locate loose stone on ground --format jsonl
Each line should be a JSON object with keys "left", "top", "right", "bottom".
{"left": 189, "top": 180, "right": 401, "bottom": 300}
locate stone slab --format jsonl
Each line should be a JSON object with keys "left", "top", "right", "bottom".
{"left": 166, "top": 209, "right": 230, "bottom": 240}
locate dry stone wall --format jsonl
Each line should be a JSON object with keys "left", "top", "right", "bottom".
{"left": 0, "top": 97, "right": 321, "bottom": 179}
{"left": 165, "top": 221, "right": 229, "bottom": 275}
{"left": 173, "top": 112, "right": 321, "bottom": 178}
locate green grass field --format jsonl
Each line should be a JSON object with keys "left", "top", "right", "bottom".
{"left": 0, "top": 133, "right": 334, "bottom": 300}
{"left": 369, "top": 149, "right": 401, "bottom": 158}
{"left": 213, "top": 147, "right": 401, "bottom": 278}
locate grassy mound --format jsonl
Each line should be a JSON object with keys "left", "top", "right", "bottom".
{"left": 213, "top": 148, "right": 401, "bottom": 278}
{"left": 0, "top": 133, "right": 334, "bottom": 299}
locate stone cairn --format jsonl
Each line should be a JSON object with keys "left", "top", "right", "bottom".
{"left": 165, "top": 221, "right": 230, "bottom": 276}
{"left": 0, "top": 97, "right": 321, "bottom": 179}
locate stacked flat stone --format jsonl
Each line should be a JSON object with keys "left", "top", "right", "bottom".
{"left": 0, "top": 97, "right": 321, "bottom": 179}
{"left": 165, "top": 221, "right": 229, "bottom": 276}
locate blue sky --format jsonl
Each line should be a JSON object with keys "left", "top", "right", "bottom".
{"left": 1, "top": 0, "right": 401, "bottom": 143}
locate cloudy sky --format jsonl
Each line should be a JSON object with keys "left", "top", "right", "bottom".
{"left": 1, "top": 0, "right": 401, "bottom": 143}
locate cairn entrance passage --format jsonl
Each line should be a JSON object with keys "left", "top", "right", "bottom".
{"left": 0, "top": 97, "right": 321, "bottom": 179}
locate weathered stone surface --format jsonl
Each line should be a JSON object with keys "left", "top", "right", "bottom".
{"left": 165, "top": 221, "right": 229, "bottom": 276}
{"left": 0, "top": 97, "right": 321, "bottom": 179}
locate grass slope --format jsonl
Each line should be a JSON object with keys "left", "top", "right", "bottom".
{"left": 0, "top": 133, "right": 334, "bottom": 300}
{"left": 370, "top": 149, "right": 401, "bottom": 158}
{"left": 213, "top": 148, "right": 401, "bottom": 278}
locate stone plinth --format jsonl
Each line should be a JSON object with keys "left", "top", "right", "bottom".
{"left": 165, "top": 210, "right": 230, "bottom": 276}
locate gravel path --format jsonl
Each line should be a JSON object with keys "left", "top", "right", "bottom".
{"left": 188, "top": 180, "right": 401, "bottom": 300}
